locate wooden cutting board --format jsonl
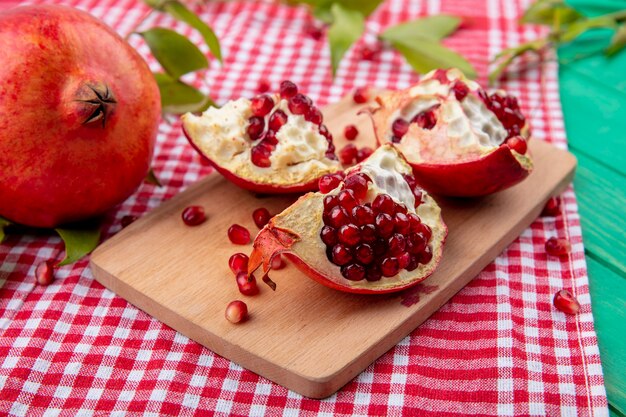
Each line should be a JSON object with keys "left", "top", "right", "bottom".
{"left": 90, "top": 92, "right": 577, "bottom": 399}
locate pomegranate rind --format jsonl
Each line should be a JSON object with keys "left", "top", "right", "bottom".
{"left": 367, "top": 69, "right": 532, "bottom": 197}
{"left": 248, "top": 145, "right": 447, "bottom": 294}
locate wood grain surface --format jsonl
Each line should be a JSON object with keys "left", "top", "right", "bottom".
{"left": 90, "top": 93, "right": 577, "bottom": 398}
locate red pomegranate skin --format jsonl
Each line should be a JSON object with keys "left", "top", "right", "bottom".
{"left": 0, "top": 5, "right": 160, "bottom": 228}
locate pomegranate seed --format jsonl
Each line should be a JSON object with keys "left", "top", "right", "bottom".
{"left": 354, "top": 244, "right": 374, "bottom": 264}
{"left": 271, "top": 255, "right": 286, "bottom": 270}
{"left": 360, "top": 224, "right": 377, "bottom": 243}
{"left": 375, "top": 213, "right": 394, "bottom": 238}
{"left": 257, "top": 79, "right": 271, "bottom": 93}
{"left": 228, "top": 224, "right": 251, "bottom": 245}
{"left": 407, "top": 232, "right": 426, "bottom": 254}
{"left": 263, "top": 130, "right": 278, "bottom": 146}
{"left": 268, "top": 110, "right": 288, "bottom": 131}
{"left": 338, "top": 224, "right": 361, "bottom": 246}
{"left": 365, "top": 265, "right": 382, "bottom": 281}
{"left": 304, "top": 22, "right": 323, "bottom": 40}
{"left": 327, "top": 206, "right": 350, "bottom": 228}
{"left": 391, "top": 118, "right": 409, "bottom": 138}
{"left": 319, "top": 124, "right": 333, "bottom": 140}
{"left": 319, "top": 173, "right": 342, "bottom": 194}
{"left": 323, "top": 194, "right": 339, "bottom": 210}
{"left": 182, "top": 205, "right": 206, "bottom": 226}
{"left": 352, "top": 204, "right": 375, "bottom": 226}
{"left": 451, "top": 80, "right": 469, "bottom": 101}
{"left": 339, "top": 144, "right": 358, "bottom": 165}
{"left": 121, "top": 215, "right": 137, "bottom": 228}
{"left": 388, "top": 233, "right": 406, "bottom": 255}
{"left": 320, "top": 225, "right": 337, "bottom": 246}
{"left": 343, "top": 124, "right": 359, "bottom": 140}
{"left": 545, "top": 237, "right": 571, "bottom": 256}
{"left": 394, "top": 212, "right": 410, "bottom": 234}
{"left": 419, "top": 245, "right": 433, "bottom": 264}
{"left": 344, "top": 173, "right": 370, "bottom": 200}
{"left": 372, "top": 238, "right": 387, "bottom": 256}
{"left": 251, "top": 94, "right": 274, "bottom": 117}
{"left": 553, "top": 289, "right": 580, "bottom": 315}
{"left": 356, "top": 146, "right": 374, "bottom": 162}
{"left": 225, "top": 300, "right": 248, "bottom": 324}
{"left": 397, "top": 252, "right": 411, "bottom": 269}
{"left": 407, "top": 213, "right": 421, "bottom": 232}
{"left": 251, "top": 144, "right": 272, "bottom": 167}
{"left": 337, "top": 189, "right": 358, "bottom": 211}
{"left": 341, "top": 263, "right": 365, "bottom": 281}
{"left": 359, "top": 43, "right": 380, "bottom": 61}
{"left": 279, "top": 80, "right": 298, "bottom": 99}
{"left": 413, "top": 109, "right": 437, "bottom": 130}
{"left": 305, "top": 107, "right": 323, "bottom": 125}
{"left": 288, "top": 93, "right": 311, "bottom": 115}
{"left": 331, "top": 244, "right": 352, "bottom": 265}
{"left": 542, "top": 197, "right": 561, "bottom": 217}
{"left": 236, "top": 272, "right": 259, "bottom": 296}
{"left": 381, "top": 257, "right": 399, "bottom": 277}
{"left": 252, "top": 207, "right": 271, "bottom": 229}
{"left": 406, "top": 255, "right": 419, "bottom": 271}
{"left": 432, "top": 69, "right": 449, "bottom": 84}
{"left": 247, "top": 116, "right": 265, "bottom": 140}
{"left": 353, "top": 87, "right": 369, "bottom": 104}
{"left": 413, "top": 222, "right": 432, "bottom": 240}
{"left": 372, "top": 194, "right": 395, "bottom": 215}
{"left": 228, "top": 253, "right": 249, "bottom": 275}
{"left": 506, "top": 136, "right": 527, "bottom": 154}
{"left": 35, "top": 260, "right": 55, "bottom": 285}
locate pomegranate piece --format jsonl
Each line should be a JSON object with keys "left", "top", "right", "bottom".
{"left": 236, "top": 272, "right": 259, "bottom": 296}
{"left": 35, "top": 260, "right": 55, "bottom": 285}
{"left": 366, "top": 68, "right": 533, "bottom": 197}
{"left": 553, "top": 289, "right": 580, "bottom": 315}
{"left": 542, "top": 197, "right": 561, "bottom": 217}
{"left": 545, "top": 237, "right": 571, "bottom": 256}
{"left": 225, "top": 300, "right": 248, "bottom": 323}
{"left": 344, "top": 124, "right": 359, "bottom": 140}
{"left": 229, "top": 253, "right": 249, "bottom": 275}
{"left": 182, "top": 83, "right": 341, "bottom": 194}
{"left": 248, "top": 145, "right": 447, "bottom": 294}
{"left": 181, "top": 205, "right": 206, "bottom": 226}
{"left": 353, "top": 87, "right": 370, "bottom": 104}
{"left": 228, "top": 224, "right": 251, "bottom": 245}
{"left": 252, "top": 207, "right": 271, "bottom": 229}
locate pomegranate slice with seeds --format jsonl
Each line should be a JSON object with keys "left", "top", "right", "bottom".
{"left": 182, "top": 82, "right": 341, "bottom": 194}
{"left": 248, "top": 145, "right": 447, "bottom": 294}
{"left": 366, "top": 68, "right": 533, "bottom": 197}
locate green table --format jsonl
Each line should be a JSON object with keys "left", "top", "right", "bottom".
{"left": 560, "top": 1, "right": 626, "bottom": 415}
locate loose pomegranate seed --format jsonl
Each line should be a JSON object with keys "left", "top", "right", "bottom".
{"left": 419, "top": 245, "right": 433, "bottom": 264}
{"left": 451, "top": 80, "right": 469, "bottom": 101}
{"left": 327, "top": 206, "right": 350, "bottom": 228}
{"left": 182, "top": 205, "right": 206, "bottom": 226}
{"left": 372, "top": 194, "right": 395, "bottom": 215}
{"left": 354, "top": 147, "right": 372, "bottom": 162}
{"left": 545, "top": 237, "right": 571, "bottom": 256}
{"left": 337, "top": 189, "right": 358, "bottom": 211}
{"left": 268, "top": 110, "right": 288, "bottom": 131}
{"left": 359, "top": 43, "right": 380, "bottom": 61}
{"left": 228, "top": 224, "right": 251, "bottom": 245}
{"left": 320, "top": 225, "right": 337, "bottom": 246}
{"left": 341, "top": 263, "right": 365, "bottom": 281}
{"left": 354, "top": 244, "right": 374, "bottom": 265}
{"left": 288, "top": 93, "right": 311, "bottom": 115}
{"left": 344, "top": 124, "right": 359, "bottom": 140}
{"left": 305, "top": 107, "right": 323, "bottom": 125}
{"left": 121, "top": 215, "right": 137, "bottom": 228}
{"left": 391, "top": 118, "right": 409, "bottom": 138}
{"left": 251, "top": 144, "right": 272, "bottom": 167}
{"left": 541, "top": 197, "right": 561, "bottom": 217}
{"left": 381, "top": 257, "right": 399, "bottom": 277}
{"left": 375, "top": 213, "right": 395, "bottom": 238}
{"left": 257, "top": 79, "right": 271, "bottom": 93}
{"left": 229, "top": 253, "right": 249, "bottom": 275}
{"left": 338, "top": 224, "right": 361, "bottom": 246}
{"left": 413, "top": 109, "right": 437, "bottom": 130}
{"left": 506, "top": 136, "right": 527, "bottom": 154}
{"left": 251, "top": 94, "right": 274, "bottom": 117}
{"left": 352, "top": 204, "right": 375, "bottom": 226}
{"left": 225, "top": 300, "right": 248, "bottom": 324}
{"left": 353, "top": 87, "right": 369, "bottom": 104}
{"left": 304, "top": 22, "right": 323, "bottom": 40}
{"left": 339, "top": 144, "right": 358, "bottom": 165}
{"left": 280, "top": 80, "right": 298, "bottom": 99}
{"left": 331, "top": 244, "right": 352, "bottom": 265}
{"left": 271, "top": 255, "right": 286, "bottom": 270}
{"left": 344, "top": 172, "right": 370, "bottom": 200}
{"left": 319, "top": 173, "right": 342, "bottom": 194}
{"left": 247, "top": 116, "right": 265, "bottom": 140}
{"left": 236, "top": 272, "right": 259, "bottom": 296}
{"left": 35, "top": 260, "right": 55, "bottom": 285}
{"left": 252, "top": 207, "right": 271, "bottom": 229}
{"left": 553, "top": 289, "right": 580, "bottom": 315}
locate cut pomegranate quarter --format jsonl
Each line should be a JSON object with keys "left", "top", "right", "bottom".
{"left": 248, "top": 145, "right": 447, "bottom": 294}
{"left": 181, "top": 82, "right": 341, "bottom": 193}
{"left": 366, "top": 68, "right": 533, "bottom": 197}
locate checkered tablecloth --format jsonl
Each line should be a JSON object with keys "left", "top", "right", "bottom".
{"left": 0, "top": 0, "right": 609, "bottom": 415}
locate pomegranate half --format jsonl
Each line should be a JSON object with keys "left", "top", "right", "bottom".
{"left": 248, "top": 145, "right": 447, "bottom": 294}
{"left": 367, "top": 69, "right": 533, "bottom": 197}
{"left": 182, "top": 83, "right": 342, "bottom": 193}
{"left": 0, "top": 5, "right": 160, "bottom": 228}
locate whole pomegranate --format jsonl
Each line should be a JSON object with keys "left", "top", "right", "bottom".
{"left": 0, "top": 5, "right": 160, "bottom": 228}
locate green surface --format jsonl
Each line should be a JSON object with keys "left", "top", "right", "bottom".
{"left": 560, "top": 1, "right": 626, "bottom": 415}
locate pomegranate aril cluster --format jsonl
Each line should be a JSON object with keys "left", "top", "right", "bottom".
{"left": 246, "top": 81, "right": 336, "bottom": 167}
{"left": 478, "top": 89, "right": 525, "bottom": 140}
{"left": 319, "top": 172, "right": 433, "bottom": 282}
{"left": 390, "top": 105, "right": 440, "bottom": 143}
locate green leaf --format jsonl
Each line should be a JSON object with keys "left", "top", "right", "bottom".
{"left": 154, "top": 73, "right": 215, "bottom": 114}
{"left": 306, "top": 0, "right": 383, "bottom": 23}
{"left": 162, "top": 1, "right": 222, "bottom": 62}
{"left": 380, "top": 15, "right": 461, "bottom": 43}
{"left": 521, "top": 0, "right": 583, "bottom": 26}
{"left": 55, "top": 225, "right": 101, "bottom": 266}
{"left": 327, "top": 3, "right": 365, "bottom": 76}
{"left": 145, "top": 167, "right": 162, "bottom": 187}
{"left": 140, "top": 28, "right": 208, "bottom": 79}
{"left": 143, "top": 0, "right": 168, "bottom": 10}
{"left": 0, "top": 216, "right": 10, "bottom": 243}
{"left": 606, "top": 25, "right": 626, "bottom": 56}
{"left": 489, "top": 39, "right": 548, "bottom": 85}
{"left": 390, "top": 38, "right": 477, "bottom": 79}
{"left": 559, "top": 16, "right": 616, "bottom": 43}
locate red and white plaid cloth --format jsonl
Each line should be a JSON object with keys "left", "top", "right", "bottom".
{"left": 0, "top": 0, "right": 608, "bottom": 415}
